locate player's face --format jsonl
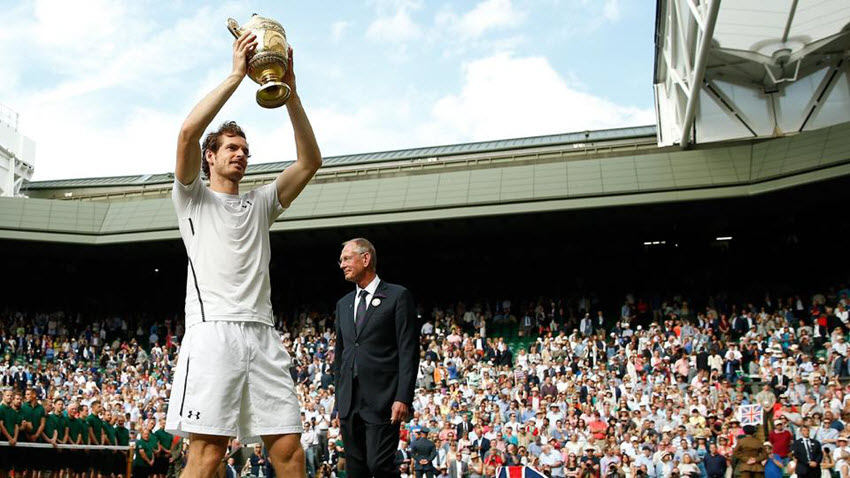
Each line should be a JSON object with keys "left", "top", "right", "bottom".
{"left": 12, "top": 395, "right": 22, "bottom": 408}
{"left": 55, "top": 401, "right": 65, "bottom": 413}
{"left": 1, "top": 391, "right": 11, "bottom": 405}
{"left": 210, "top": 134, "right": 249, "bottom": 182}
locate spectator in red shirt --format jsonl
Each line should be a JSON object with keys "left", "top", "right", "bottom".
{"left": 768, "top": 418, "right": 793, "bottom": 467}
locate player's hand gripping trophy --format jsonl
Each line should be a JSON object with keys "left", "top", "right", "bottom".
{"left": 227, "top": 14, "right": 292, "bottom": 108}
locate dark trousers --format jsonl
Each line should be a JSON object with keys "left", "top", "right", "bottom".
{"left": 341, "top": 378, "right": 401, "bottom": 478}
{"left": 738, "top": 472, "right": 764, "bottom": 478}
{"left": 414, "top": 469, "right": 436, "bottom": 478}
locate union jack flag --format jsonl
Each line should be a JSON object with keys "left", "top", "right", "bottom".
{"left": 738, "top": 404, "right": 763, "bottom": 426}
{"left": 496, "top": 466, "right": 547, "bottom": 478}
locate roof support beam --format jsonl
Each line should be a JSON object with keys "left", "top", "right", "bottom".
{"left": 679, "top": 0, "right": 721, "bottom": 149}
{"left": 781, "top": 0, "right": 798, "bottom": 43}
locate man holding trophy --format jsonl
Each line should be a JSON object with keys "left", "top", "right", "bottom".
{"left": 165, "top": 15, "right": 321, "bottom": 478}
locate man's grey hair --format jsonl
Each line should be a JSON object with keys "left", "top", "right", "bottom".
{"left": 342, "top": 237, "right": 377, "bottom": 270}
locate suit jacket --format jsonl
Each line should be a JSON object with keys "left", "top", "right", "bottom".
{"left": 447, "top": 458, "right": 468, "bottom": 478}
{"left": 792, "top": 437, "right": 823, "bottom": 475}
{"left": 456, "top": 420, "right": 473, "bottom": 439}
{"left": 732, "top": 435, "right": 768, "bottom": 472}
{"left": 334, "top": 280, "right": 419, "bottom": 422}
{"left": 225, "top": 464, "right": 239, "bottom": 478}
{"left": 771, "top": 375, "right": 789, "bottom": 394}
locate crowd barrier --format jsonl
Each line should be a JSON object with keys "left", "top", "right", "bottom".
{"left": 0, "top": 441, "right": 132, "bottom": 476}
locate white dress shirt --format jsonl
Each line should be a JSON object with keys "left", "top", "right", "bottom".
{"left": 355, "top": 275, "right": 381, "bottom": 323}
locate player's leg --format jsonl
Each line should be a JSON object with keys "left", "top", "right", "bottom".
{"left": 262, "top": 434, "right": 305, "bottom": 478}
{"left": 242, "top": 324, "right": 305, "bottom": 475}
{"left": 181, "top": 434, "right": 228, "bottom": 478}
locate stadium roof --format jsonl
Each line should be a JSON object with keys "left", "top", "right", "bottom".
{"left": 24, "top": 125, "right": 657, "bottom": 190}
{"left": 3, "top": 120, "right": 849, "bottom": 245}
{"left": 653, "top": 0, "right": 850, "bottom": 147}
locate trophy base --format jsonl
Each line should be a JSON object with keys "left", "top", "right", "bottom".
{"left": 256, "top": 82, "right": 291, "bottom": 109}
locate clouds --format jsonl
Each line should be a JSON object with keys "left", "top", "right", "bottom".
{"left": 331, "top": 21, "right": 349, "bottom": 43}
{"left": 436, "top": 0, "right": 525, "bottom": 40}
{"left": 428, "top": 54, "right": 654, "bottom": 141}
{"left": 293, "top": 53, "right": 653, "bottom": 159}
{"left": 2, "top": 0, "right": 654, "bottom": 181}
{"left": 365, "top": 0, "right": 423, "bottom": 43}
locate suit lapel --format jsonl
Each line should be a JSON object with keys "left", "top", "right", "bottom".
{"left": 355, "top": 281, "right": 388, "bottom": 338}
{"left": 341, "top": 291, "right": 356, "bottom": 339}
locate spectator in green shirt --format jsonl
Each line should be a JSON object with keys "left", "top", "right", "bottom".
{"left": 86, "top": 400, "right": 105, "bottom": 445}
{"left": 102, "top": 410, "right": 124, "bottom": 477}
{"left": 134, "top": 428, "right": 156, "bottom": 478}
{"left": 0, "top": 390, "right": 19, "bottom": 446}
{"left": 42, "top": 399, "right": 59, "bottom": 446}
{"left": 153, "top": 417, "right": 180, "bottom": 478}
{"left": 0, "top": 389, "right": 21, "bottom": 476}
{"left": 53, "top": 398, "right": 69, "bottom": 444}
{"left": 103, "top": 410, "right": 118, "bottom": 445}
{"left": 115, "top": 414, "right": 130, "bottom": 446}
{"left": 115, "top": 414, "right": 132, "bottom": 477}
{"left": 7, "top": 392, "right": 24, "bottom": 474}
{"left": 40, "top": 399, "right": 61, "bottom": 475}
{"left": 21, "top": 388, "right": 46, "bottom": 443}
{"left": 78, "top": 404, "right": 91, "bottom": 445}
{"left": 67, "top": 402, "right": 90, "bottom": 475}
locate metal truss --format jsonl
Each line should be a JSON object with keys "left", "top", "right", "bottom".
{"left": 654, "top": 0, "right": 850, "bottom": 148}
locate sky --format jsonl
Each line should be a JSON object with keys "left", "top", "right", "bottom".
{"left": 0, "top": 0, "right": 657, "bottom": 181}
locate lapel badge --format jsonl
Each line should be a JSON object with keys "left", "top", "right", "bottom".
{"left": 371, "top": 298, "right": 382, "bottom": 307}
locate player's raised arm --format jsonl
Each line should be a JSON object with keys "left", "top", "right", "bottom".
{"left": 175, "top": 30, "right": 258, "bottom": 185}
{"left": 274, "top": 49, "right": 322, "bottom": 208}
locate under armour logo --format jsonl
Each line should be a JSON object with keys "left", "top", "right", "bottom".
{"left": 241, "top": 200, "right": 253, "bottom": 209}
{"left": 186, "top": 410, "right": 200, "bottom": 420}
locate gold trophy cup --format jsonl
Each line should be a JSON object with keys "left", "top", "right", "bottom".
{"left": 227, "top": 14, "right": 291, "bottom": 108}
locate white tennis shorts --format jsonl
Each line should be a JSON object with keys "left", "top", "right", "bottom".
{"left": 165, "top": 321, "right": 302, "bottom": 441}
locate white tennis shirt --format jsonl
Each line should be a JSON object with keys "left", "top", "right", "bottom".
{"left": 172, "top": 177, "right": 285, "bottom": 328}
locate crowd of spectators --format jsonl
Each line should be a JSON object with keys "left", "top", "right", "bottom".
{"left": 2, "top": 284, "right": 850, "bottom": 478}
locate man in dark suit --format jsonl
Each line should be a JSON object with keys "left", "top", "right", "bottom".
{"left": 225, "top": 457, "right": 239, "bottom": 478}
{"left": 335, "top": 238, "right": 420, "bottom": 478}
{"left": 792, "top": 425, "right": 823, "bottom": 478}
{"left": 770, "top": 370, "right": 790, "bottom": 397}
{"left": 456, "top": 413, "right": 473, "bottom": 440}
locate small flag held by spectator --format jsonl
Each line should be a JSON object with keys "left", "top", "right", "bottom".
{"left": 738, "top": 404, "right": 763, "bottom": 426}
{"left": 496, "top": 466, "right": 547, "bottom": 478}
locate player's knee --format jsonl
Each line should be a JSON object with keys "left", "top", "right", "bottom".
{"left": 189, "top": 442, "right": 227, "bottom": 471}
{"left": 270, "top": 441, "right": 304, "bottom": 467}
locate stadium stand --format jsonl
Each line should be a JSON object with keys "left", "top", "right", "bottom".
{"left": 3, "top": 281, "right": 850, "bottom": 477}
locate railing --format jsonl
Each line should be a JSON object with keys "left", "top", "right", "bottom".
{"left": 0, "top": 441, "right": 133, "bottom": 476}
